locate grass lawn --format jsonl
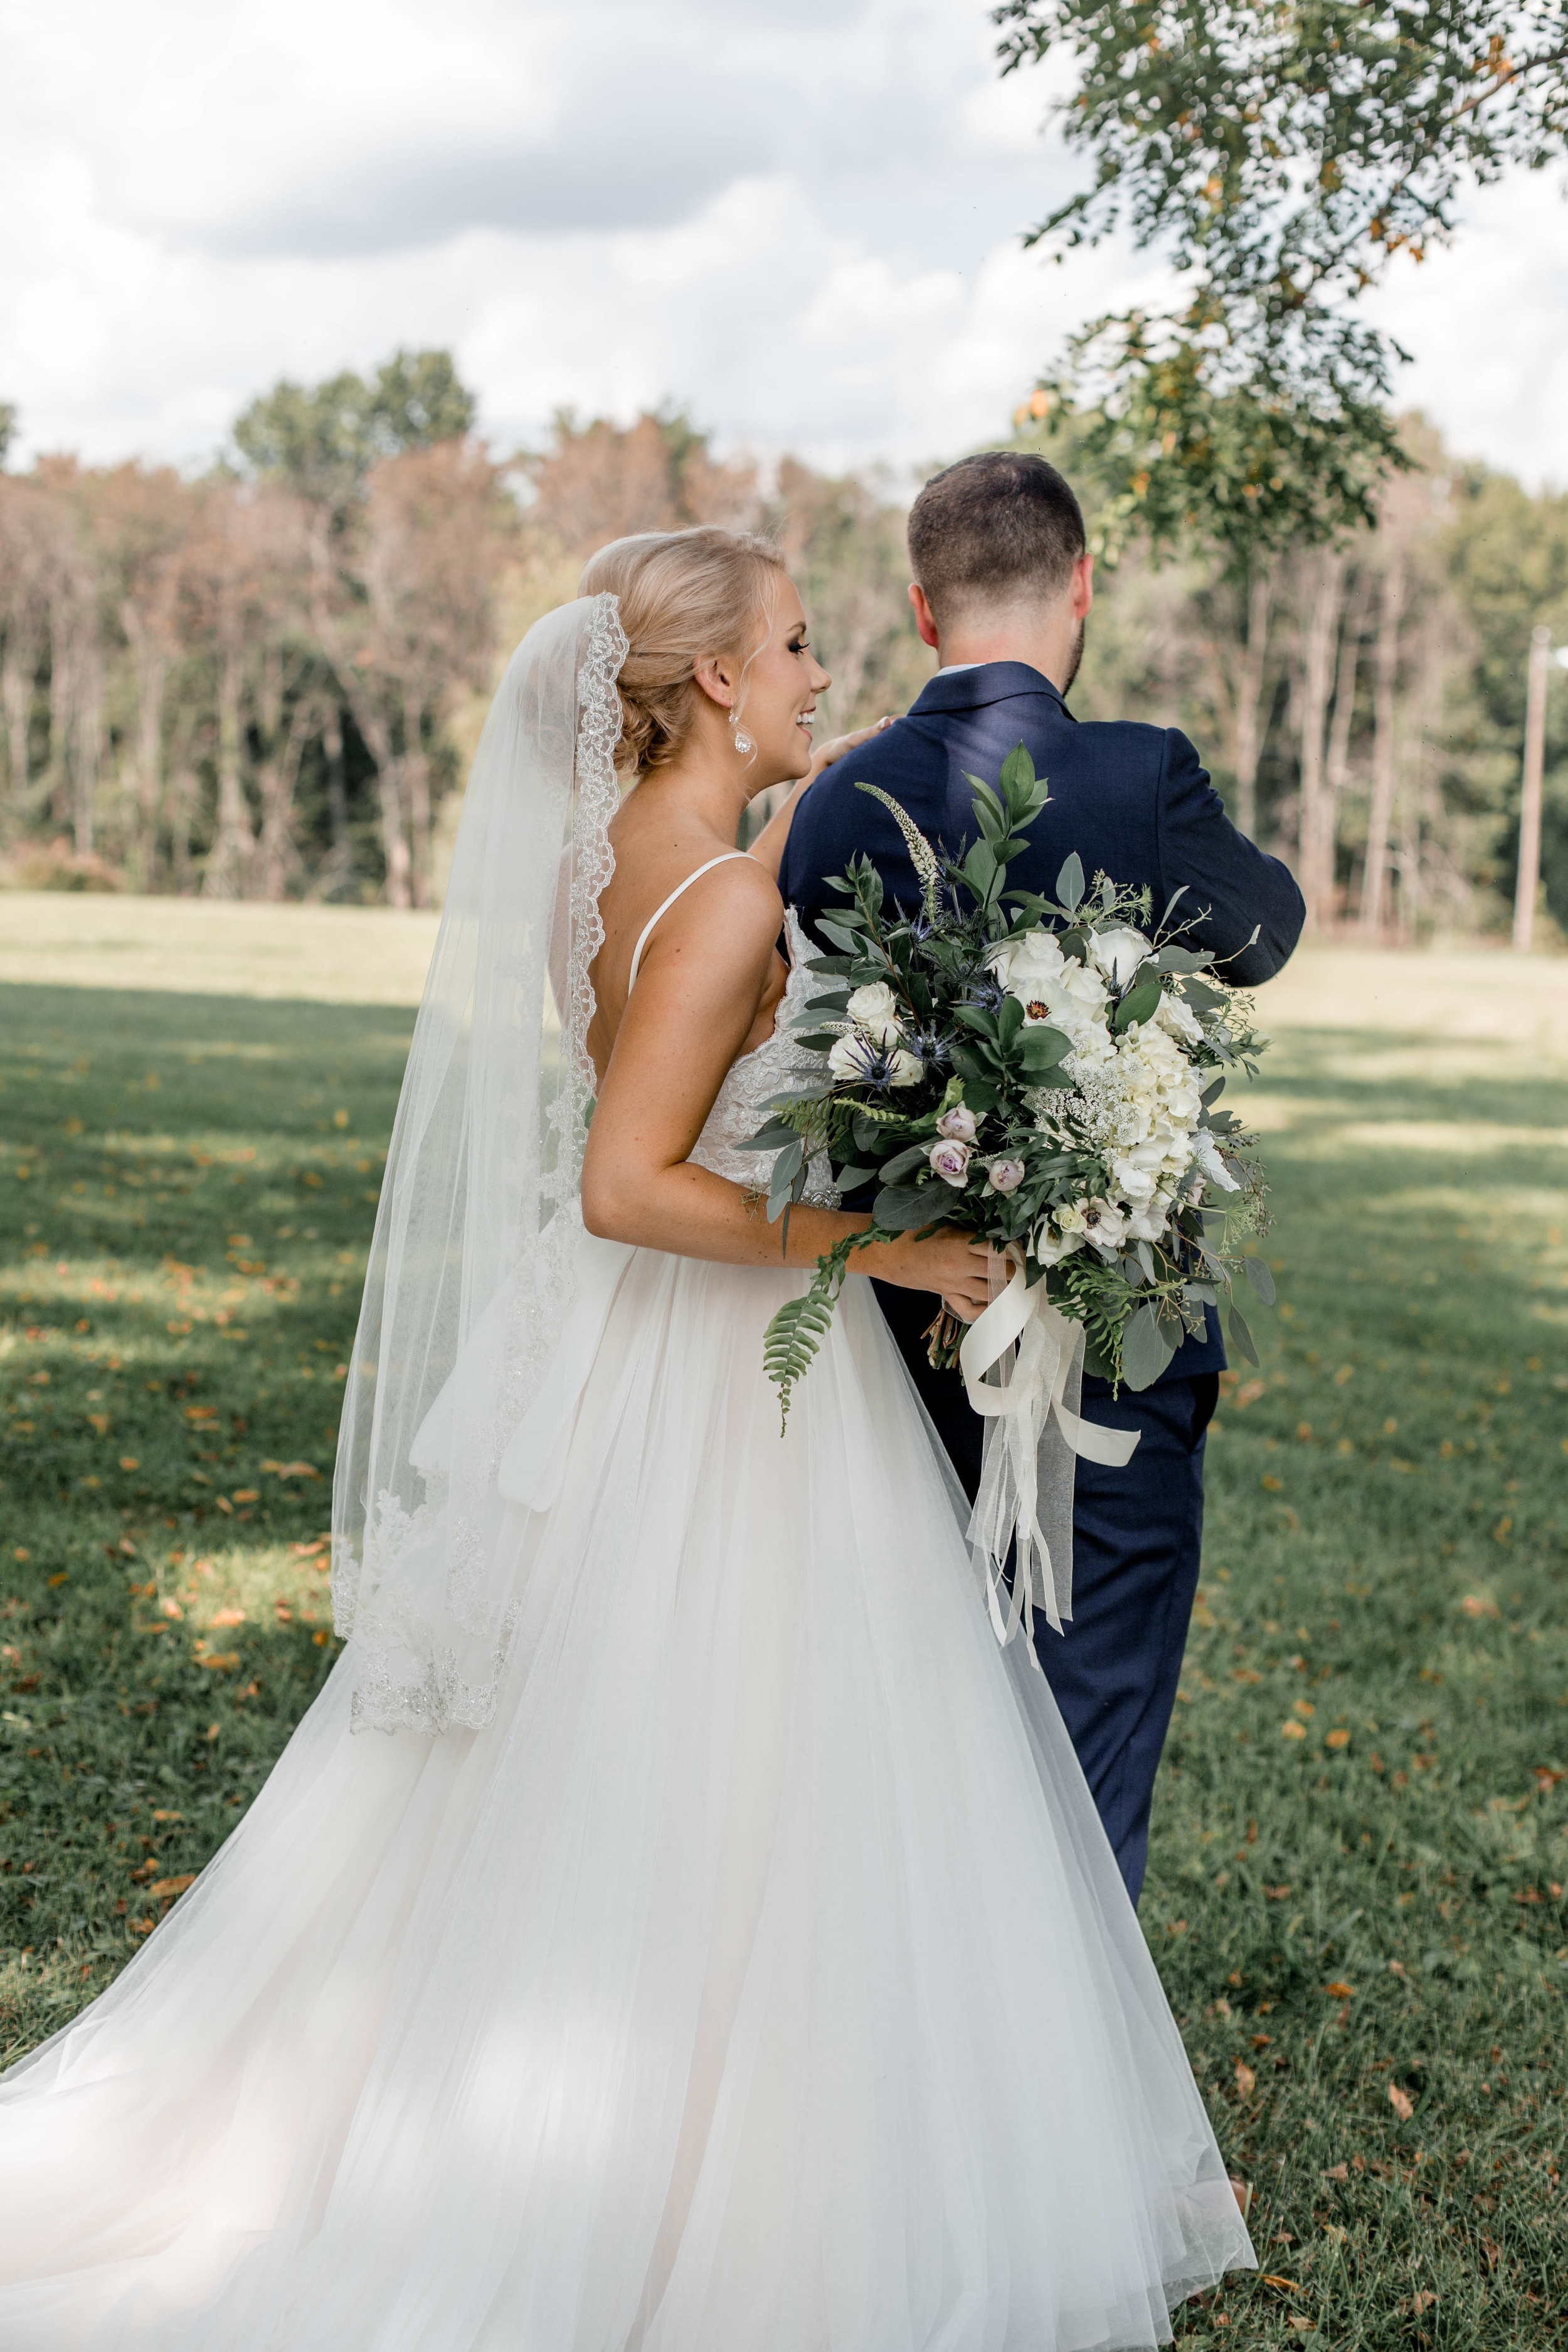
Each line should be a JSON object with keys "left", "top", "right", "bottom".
{"left": 2, "top": 898, "right": 1565, "bottom": 2346}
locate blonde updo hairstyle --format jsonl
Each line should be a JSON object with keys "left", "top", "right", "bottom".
{"left": 580, "top": 526, "right": 787, "bottom": 778}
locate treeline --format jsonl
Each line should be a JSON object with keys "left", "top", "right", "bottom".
{"left": 1047, "top": 410, "right": 1568, "bottom": 945}
{"left": 0, "top": 356, "right": 928, "bottom": 909}
{"left": 1, "top": 352, "right": 1564, "bottom": 935}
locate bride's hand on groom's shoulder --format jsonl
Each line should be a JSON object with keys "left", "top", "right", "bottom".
{"left": 805, "top": 711, "right": 897, "bottom": 787}
{"left": 749, "top": 715, "right": 898, "bottom": 877}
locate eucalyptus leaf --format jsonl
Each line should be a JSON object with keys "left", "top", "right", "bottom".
{"left": 1056, "top": 851, "right": 1084, "bottom": 911}
{"left": 878, "top": 1143, "right": 931, "bottom": 1184}
{"left": 1227, "top": 1303, "right": 1260, "bottom": 1367}
{"left": 872, "top": 1182, "right": 944, "bottom": 1231}
{"left": 1122, "top": 1300, "right": 1175, "bottom": 1391}
{"left": 1181, "top": 975, "right": 1226, "bottom": 1012}
{"left": 1111, "top": 974, "right": 1163, "bottom": 1033}
{"left": 1244, "top": 1255, "right": 1276, "bottom": 1305}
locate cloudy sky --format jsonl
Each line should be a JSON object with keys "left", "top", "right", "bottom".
{"left": 3, "top": 0, "right": 1564, "bottom": 488}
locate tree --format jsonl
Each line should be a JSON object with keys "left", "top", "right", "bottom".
{"left": 995, "top": 3, "right": 1568, "bottom": 555}
{"left": 233, "top": 348, "right": 476, "bottom": 508}
{"left": 0, "top": 402, "right": 16, "bottom": 468}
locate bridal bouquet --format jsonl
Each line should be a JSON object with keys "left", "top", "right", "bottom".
{"left": 746, "top": 746, "right": 1275, "bottom": 1434}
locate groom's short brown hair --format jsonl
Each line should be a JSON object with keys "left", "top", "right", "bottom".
{"left": 908, "top": 452, "right": 1085, "bottom": 627}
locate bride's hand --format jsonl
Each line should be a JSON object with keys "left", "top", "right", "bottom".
{"left": 803, "top": 712, "right": 895, "bottom": 787}
{"left": 873, "top": 1226, "right": 1003, "bottom": 1324}
{"left": 748, "top": 715, "right": 899, "bottom": 879}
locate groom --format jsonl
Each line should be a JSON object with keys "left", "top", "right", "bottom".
{"left": 779, "top": 451, "right": 1304, "bottom": 1904}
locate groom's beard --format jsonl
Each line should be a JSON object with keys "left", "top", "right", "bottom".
{"left": 1060, "top": 618, "right": 1086, "bottom": 698}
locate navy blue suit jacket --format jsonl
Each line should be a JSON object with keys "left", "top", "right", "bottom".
{"left": 778, "top": 660, "right": 1305, "bottom": 1384}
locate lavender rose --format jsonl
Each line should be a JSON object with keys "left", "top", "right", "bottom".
{"left": 935, "top": 1105, "right": 978, "bottom": 1143}
{"left": 928, "top": 1139, "right": 972, "bottom": 1188}
{"left": 987, "top": 1157, "right": 1025, "bottom": 1194}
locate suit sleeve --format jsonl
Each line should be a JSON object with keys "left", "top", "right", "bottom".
{"left": 1155, "top": 729, "right": 1305, "bottom": 984}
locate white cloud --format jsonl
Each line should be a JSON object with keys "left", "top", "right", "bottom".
{"left": 1, "top": 0, "right": 1562, "bottom": 490}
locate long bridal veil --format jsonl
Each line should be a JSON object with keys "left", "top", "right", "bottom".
{"left": 330, "top": 592, "right": 628, "bottom": 1734}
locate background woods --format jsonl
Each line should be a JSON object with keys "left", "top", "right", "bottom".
{"left": 1, "top": 350, "right": 1565, "bottom": 938}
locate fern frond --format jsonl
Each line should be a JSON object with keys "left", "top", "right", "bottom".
{"left": 762, "top": 1230, "right": 878, "bottom": 1431}
{"left": 854, "top": 781, "right": 943, "bottom": 921}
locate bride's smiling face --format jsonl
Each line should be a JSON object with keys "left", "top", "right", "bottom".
{"left": 700, "top": 578, "right": 830, "bottom": 796}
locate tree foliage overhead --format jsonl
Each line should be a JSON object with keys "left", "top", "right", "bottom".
{"left": 232, "top": 348, "right": 477, "bottom": 506}
{"left": 994, "top": 3, "right": 1568, "bottom": 561}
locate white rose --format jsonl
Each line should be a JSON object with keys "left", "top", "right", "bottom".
{"left": 1087, "top": 925, "right": 1153, "bottom": 991}
{"left": 1153, "top": 990, "right": 1205, "bottom": 1047}
{"left": 886, "top": 1047, "right": 923, "bottom": 1088}
{"left": 993, "top": 930, "right": 1064, "bottom": 997}
{"left": 845, "top": 980, "right": 903, "bottom": 1044}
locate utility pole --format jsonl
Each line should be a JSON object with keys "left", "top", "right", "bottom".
{"left": 1513, "top": 625, "right": 1550, "bottom": 953}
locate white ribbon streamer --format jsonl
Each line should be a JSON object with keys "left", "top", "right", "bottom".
{"left": 958, "top": 1254, "right": 1140, "bottom": 1666}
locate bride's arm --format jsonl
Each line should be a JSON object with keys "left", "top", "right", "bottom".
{"left": 581, "top": 859, "right": 992, "bottom": 1318}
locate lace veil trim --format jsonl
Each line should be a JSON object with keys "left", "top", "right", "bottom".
{"left": 331, "top": 594, "right": 629, "bottom": 1734}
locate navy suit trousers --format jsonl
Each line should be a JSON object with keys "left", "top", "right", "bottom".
{"left": 874, "top": 1280, "right": 1216, "bottom": 1905}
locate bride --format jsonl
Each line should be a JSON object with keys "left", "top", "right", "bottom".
{"left": 0, "top": 527, "right": 1253, "bottom": 2349}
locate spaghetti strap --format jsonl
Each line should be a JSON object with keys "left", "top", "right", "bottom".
{"left": 627, "top": 852, "right": 755, "bottom": 990}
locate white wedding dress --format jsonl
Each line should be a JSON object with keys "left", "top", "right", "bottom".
{"left": 0, "top": 913, "right": 1251, "bottom": 2351}
{"left": 0, "top": 596, "right": 1252, "bottom": 2348}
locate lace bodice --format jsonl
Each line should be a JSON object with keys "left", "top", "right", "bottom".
{"left": 689, "top": 909, "right": 839, "bottom": 1205}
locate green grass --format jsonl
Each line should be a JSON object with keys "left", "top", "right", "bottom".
{"left": 0, "top": 977, "right": 411, "bottom": 2053}
{"left": 1155, "top": 979, "right": 1568, "bottom": 2347}
{"left": 3, "top": 925, "right": 1566, "bottom": 2347}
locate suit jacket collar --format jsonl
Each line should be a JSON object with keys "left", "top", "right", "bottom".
{"left": 909, "top": 660, "right": 1071, "bottom": 719}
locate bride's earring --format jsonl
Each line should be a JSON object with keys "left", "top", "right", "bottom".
{"left": 729, "top": 707, "right": 755, "bottom": 760}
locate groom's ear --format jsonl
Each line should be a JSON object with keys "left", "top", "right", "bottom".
{"left": 1070, "top": 552, "right": 1094, "bottom": 620}
{"left": 908, "top": 582, "right": 940, "bottom": 650}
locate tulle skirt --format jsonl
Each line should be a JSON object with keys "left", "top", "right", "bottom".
{"left": 0, "top": 1237, "right": 1252, "bottom": 2349}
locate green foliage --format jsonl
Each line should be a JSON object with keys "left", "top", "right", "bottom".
{"left": 0, "top": 402, "right": 16, "bottom": 470}
{"left": 994, "top": 2, "right": 1568, "bottom": 558}
{"left": 233, "top": 348, "right": 477, "bottom": 506}
{"left": 760, "top": 1231, "right": 876, "bottom": 1431}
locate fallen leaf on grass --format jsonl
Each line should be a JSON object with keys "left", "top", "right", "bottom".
{"left": 1228, "top": 2176, "right": 1252, "bottom": 2217}
{"left": 1412, "top": 2290, "right": 1438, "bottom": 2314}
{"left": 210, "top": 1608, "right": 245, "bottom": 1627}
{"left": 1235, "top": 2060, "right": 1256, "bottom": 2098}
{"left": 1388, "top": 2081, "right": 1414, "bottom": 2121}
{"left": 1325, "top": 1981, "right": 1355, "bottom": 2000}
{"left": 262, "top": 1460, "right": 320, "bottom": 1480}
{"left": 1325, "top": 1727, "right": 1350, "bottom": 1749}
{"left": 1281, "top": 1721, "right": 1307, "bottom": 1740}
{"left": 147, "top": 1875, "right": 195, "bottom": 1900}
{"left": 1322, "top": 2163, "right": 1348, "bottom": 2180}
{"left": 1262, "top": 2274, "right": 1302, "bottom": 2292}
{"left": 196, "top": 1652, "right": 240, "bottom": 1671}
{"left": 1461, "top": 1594, "right": 1500, "bottom": 1619}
